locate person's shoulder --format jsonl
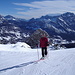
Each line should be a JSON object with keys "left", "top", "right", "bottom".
{"left": 40, "top": 37, "right": 47, "bottom": 39}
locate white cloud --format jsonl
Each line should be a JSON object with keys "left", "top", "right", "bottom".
{"left": 13, "top": 2, "right": 43, "bottom": 8}
{"left": 13, "top": 1, "right": 75, "bottom": 19}
{"left": 15, "top": 8, "right": 25, "bottom": 10}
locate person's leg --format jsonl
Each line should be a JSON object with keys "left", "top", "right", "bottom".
{"left": 45, "top": 47, "right": 47, "bottom": 56}
{"left": 42, "top": 47, "right": 44, "bottom": 57}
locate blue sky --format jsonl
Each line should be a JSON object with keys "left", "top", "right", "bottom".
{"left": 0, "top": 0, "right": 75, "bottom": 19}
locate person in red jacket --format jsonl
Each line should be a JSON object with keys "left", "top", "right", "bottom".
{"left": 40, "top": 34, "right": 49, "bottom": 59}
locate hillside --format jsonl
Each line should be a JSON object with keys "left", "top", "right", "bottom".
{"left": 0, "top": 43, "right": 75, "bottom": 75}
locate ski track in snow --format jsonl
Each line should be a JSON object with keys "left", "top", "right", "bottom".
{"left": 22, "top": 49, "right": 75, "bottom": 75}
{"left": 0, "top": 48, "right": 75, "bottom": 75}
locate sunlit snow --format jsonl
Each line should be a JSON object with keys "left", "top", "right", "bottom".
{"left": 0, "top": 42, "right": 75, "bottom": 75}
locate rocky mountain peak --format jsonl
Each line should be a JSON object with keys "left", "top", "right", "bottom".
{"left": 26, "top": 28, "right": 49, "bottom": 48}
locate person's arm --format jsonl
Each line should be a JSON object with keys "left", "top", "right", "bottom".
{"left": 46, "top": 37, "right": 49, "bottom": 46}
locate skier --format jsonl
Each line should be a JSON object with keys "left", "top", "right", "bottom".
{"left": 40, "top": 34, "right": 49, "bottom": 59}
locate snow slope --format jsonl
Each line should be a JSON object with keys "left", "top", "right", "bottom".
{"left": 0, "top": 43, "right": 75, "bottom": 75}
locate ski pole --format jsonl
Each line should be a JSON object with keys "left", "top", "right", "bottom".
{"left": 36, "top": 44, "right": 39, "bottom": 60}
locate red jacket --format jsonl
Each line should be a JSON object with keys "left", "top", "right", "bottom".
{"left": 40, "top": 37, "right": 48, "bottom": 47}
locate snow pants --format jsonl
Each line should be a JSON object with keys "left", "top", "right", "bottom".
{"left": 41, "top": 47, "right": 47, "bottom": 57}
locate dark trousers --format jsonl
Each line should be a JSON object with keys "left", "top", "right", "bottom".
{"left": 41, "top": 47, "right": 47, "bottom": 57}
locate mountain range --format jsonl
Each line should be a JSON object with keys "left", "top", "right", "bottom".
{"left": 0, "top": 12, "right": 75, "bottom": 44}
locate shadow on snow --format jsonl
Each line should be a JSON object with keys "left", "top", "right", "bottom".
{"left": 0, "top": 61, "right": 36, "bottom": 72}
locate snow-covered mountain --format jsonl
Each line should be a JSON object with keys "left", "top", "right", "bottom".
{"left": 0, "top": 15, "right": 30, "bottom": 44}
{"left": 4, "top": 15, "right": 16, "bottom": 20}
{"left": 28, "top": 12, "right": 75, "bottom": 41}
{"left": 0, "top": 12, "right": 75, "bottom": 44}
{"left": 0, "top": 43, "right": 75, "bottom": 75}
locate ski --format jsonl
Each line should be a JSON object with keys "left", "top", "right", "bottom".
{"left": 34, "top": 57, "right": 45, "bottom": 64}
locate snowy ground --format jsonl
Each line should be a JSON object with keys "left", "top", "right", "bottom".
{"left": 0, "top": 42, "right": 75, "bottom": 75}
